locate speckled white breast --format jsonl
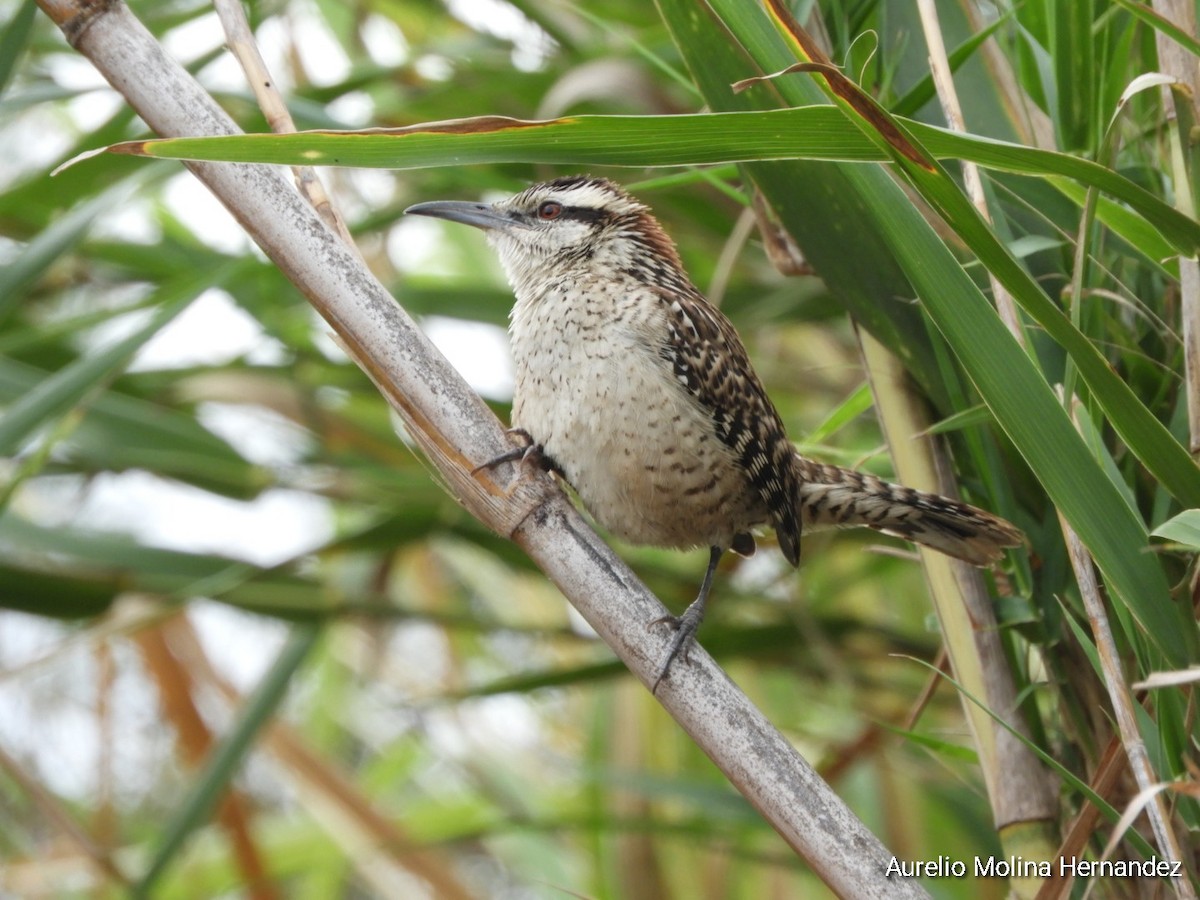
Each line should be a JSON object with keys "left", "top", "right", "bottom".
{"left": 508, "top": 275, "right": 768, "bottom": 551}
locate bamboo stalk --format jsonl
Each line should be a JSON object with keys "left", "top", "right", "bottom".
{"left": 1151, "top": 0, "right": 1200, "bottom": 455}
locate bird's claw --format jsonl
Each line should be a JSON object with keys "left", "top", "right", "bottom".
{"left": 648, "top": 612, "right": 701, "bottom": 694}
{"left": 472, "top": 428, "right": 546, "bottom": 476}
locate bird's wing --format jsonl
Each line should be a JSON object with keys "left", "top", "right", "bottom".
{"left": 655, "top": 285, "right": 801, "bottom": 565}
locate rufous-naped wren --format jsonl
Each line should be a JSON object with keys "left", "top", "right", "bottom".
{"left": 407, "top": 176, "right": 1021, "bottom": 690}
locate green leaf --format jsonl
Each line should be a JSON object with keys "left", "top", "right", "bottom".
{"left": 0, "top": 0, "right": 36, "bottom": 99}
{"left": 0, "top": 512, "right": 364, "bottom": 620}
{"left": 99, "top": 110, "right": 1200, "bottom": 256}
{"left": 1111, "top": 0, "right": 1200, "bottom": 58}
{"left": 879, "top": 723, "right": 979, "bottom": 763}
{"left": 1151, "top": 510, "right": 1200, "bottom": 550}
{"left": 804, "top": 382, "right": 873, "bottom": 444}
{"left": 0, "top": 563, "right": 119, "bottom": 618}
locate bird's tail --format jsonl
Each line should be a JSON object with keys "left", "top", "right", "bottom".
{"left": 794, "top": 457, "right": 1022, "bottom": 566}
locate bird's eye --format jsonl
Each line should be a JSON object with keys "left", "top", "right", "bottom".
{"left": 537, "top": 201, "right": 563, "bottom": 220}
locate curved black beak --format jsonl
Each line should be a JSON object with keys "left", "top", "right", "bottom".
{"left": 404, "top": 200, "right": 512, "bottom": 231}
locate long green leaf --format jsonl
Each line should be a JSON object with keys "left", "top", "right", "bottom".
{"left": 910, "top": 652, "right": 1155, "bottom": 858}
{"left": 0, "top": 0, "right": 36, "bottom": 99}
{"left": 0, "top": 514, "right": 325, "bottom": 618}
{"left": 1111, "top": 0, "right": 1200, "bottom": 58}
{"left": 100, "top": 110, "right": 1200, "bottom": 255}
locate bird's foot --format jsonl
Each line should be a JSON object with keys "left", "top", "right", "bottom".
{"left": 472, "top": 428, "right": 559, "bottom": 477}
{"left": 648, "top": 604, "right": 705, "bottom": 695}
{"left": 647, "top": 547, "right": 722, "bottom": 695}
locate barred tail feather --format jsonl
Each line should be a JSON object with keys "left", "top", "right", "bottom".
{"left": 794, "top": 457, "right": 1022, "bottom": 566}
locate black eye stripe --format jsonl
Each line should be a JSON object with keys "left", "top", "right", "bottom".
{"left": 555, "top": 206, "right": 607, "bottom": 223}
{"left": 564, "top": 208, "right": 609, "bottom": 223}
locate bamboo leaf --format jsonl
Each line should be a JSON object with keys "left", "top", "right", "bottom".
{"left": 96, "top": 110, "right": 1200, "bottom": 256}
{"left": 1152, "top": 510, "right": 1200, "bottom": 550}
{"left": 0, "top": 0, "right": 36, "bottom": 98}
{"left": 1111, "top": 0, "right": 1200, "bottom": 58}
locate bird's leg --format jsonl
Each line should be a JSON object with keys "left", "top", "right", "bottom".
{"left": 472, "top": 427, "right": 562, "bottom": 477}
{"left": 650, "top": 545, "right": 724, "bottom": 694}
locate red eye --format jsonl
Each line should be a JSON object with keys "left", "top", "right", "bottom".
{"left": 537, "top": 201, "right": 563, "bottom": 220}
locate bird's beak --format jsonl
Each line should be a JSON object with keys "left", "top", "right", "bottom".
{"left": 404, "top": 200, "right": 513, "bottom": 231}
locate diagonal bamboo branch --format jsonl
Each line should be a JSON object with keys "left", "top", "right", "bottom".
{"left": 37, "top": 1, "right": 929, "bottom": 895}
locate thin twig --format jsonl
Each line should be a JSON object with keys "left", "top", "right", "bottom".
{"left": 211, "top": 0, "right": 355, "bottom": 248}
{"left": 915, "top": 0, "right": 1025, "bottom": 346}
{"left": 1150, "top": 0, "right": 1200, "bottom": 455}
{"left": 707, "top": 204, "right": 756, "bottom": 306}
{"left": 1060, "top": 394, "right": 1193, "bottom": 895}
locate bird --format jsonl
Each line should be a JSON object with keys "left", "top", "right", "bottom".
{"left": 406, "top": 175, "right": 1022, "bottom": 691}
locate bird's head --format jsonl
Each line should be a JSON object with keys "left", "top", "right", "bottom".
{"left": 405, "top": 176, "right": 686, "bottom": 295}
